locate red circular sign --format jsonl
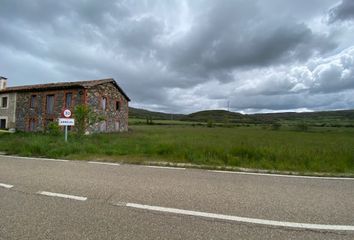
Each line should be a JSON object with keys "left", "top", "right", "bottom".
{"left": 62, "top": 109, "right": 72, "bottom": 118}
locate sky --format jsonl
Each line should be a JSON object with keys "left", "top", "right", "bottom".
{"left": 1, "top": 0, "right": 354, "bottom": 114}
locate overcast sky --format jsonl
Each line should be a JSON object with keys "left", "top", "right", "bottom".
{"left": 1, "top": 0, "right": 354, "bottom": 113}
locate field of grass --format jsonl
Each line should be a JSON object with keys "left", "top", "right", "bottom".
{"left": 0, "top": 125, "right": 354, "bottom": 174}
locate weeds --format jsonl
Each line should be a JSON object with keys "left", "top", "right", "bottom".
{"left": 1, "top": 125, "right": 354, "bottom": 173}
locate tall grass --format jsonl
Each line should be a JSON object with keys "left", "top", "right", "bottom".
{"left": 0, "top": 125, "right": 353, "bottom": 173}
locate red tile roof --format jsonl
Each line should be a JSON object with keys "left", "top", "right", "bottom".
{"left": 0, "top": 78, "right": 130, "bottom": 101}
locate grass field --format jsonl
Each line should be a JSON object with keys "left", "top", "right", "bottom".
{"left": 0, "top": 125, "right": 354, "bottom": 174}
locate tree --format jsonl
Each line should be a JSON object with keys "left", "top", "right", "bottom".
{"left": 271, "top": 122, "right": 281, "bottom": 130}
{"left": 74, "top": 105, "right": 104, "bottom": 136}
{"left": 207, "top": 119, "right": 214, "bottom": 128}
{"left": 295, "top": 122, "right": 309, "bottom": 132}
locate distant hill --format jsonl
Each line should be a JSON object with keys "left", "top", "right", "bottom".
{"left": 250, "top": 110, "right": 354, "bottom": 126}
{"left": 181, "top": 110, "right": 252, "bottom": 123}
{"left": 129, "top": 107, "right": 185, "bottom": 120}
{"left": 129, "top": 107, "right": 354, "bottom": 126}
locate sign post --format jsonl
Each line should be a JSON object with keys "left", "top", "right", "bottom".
{"left": 65, "top": 125, "right": 68, "bottom": 142}
{"left": 59, "top": 109, "right": 75, "bottom": 142}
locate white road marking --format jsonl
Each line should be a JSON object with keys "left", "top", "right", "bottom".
{"left": 0, "top": 155, "right": 69, "bottom": 162}
{"left": 37, "top": 191, "right": 87, "bottom": 201}
{"left": 124, "top": 203, "right": 354, "bottom": 231}
{"left": 145, "top": 166, "right": 186, "bottom": 170}
{"left": 208, "top": 170, "right": 354, "bottom": 181}
{"left": 88, "top": 161, "right": 120, "bottom": 166}
{"left": 0, "top": 183, "right": 14, "bottom": 189}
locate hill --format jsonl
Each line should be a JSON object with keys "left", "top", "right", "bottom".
{"left": 181, "top": 110, "right": 252, "bottom": 123}
{"left": 129, "top": 107, "right": 185, "bottom": 120}
{"left": 129, "top": 107, "right": 354, "bottom": 127}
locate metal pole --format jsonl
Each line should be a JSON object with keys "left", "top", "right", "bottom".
{"left": 65, "top": 126, "right": 68, "bottom": 142}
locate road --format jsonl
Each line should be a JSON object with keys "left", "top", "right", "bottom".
{"left": 0, "top": 155, "right": 353, "bottom": 239}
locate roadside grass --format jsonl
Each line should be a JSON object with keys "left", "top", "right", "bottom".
{"left": 0, "top": 125, "right": 354, "bottom": 174}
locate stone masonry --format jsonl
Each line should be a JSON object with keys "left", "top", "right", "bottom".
{"left": 87, "top": 82, "right": 129, "bottom": 133}
{"left": 0, "top": 92, "right": 17, "bottom": 129}
{"left": 0, "top": 78, "right": 130, "bottom": 133}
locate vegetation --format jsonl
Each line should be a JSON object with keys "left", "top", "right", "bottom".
{"left": 129, "top": 107, "right": 184, "bottom": 120}
{"left": 2, "top": 107, "right": 354, "bottom": 174}
{"left": 47, "top": 122, "right": 61, "bottom": 136}
{"left": 74, "top": 105, "right": 104, "bottom": 136}
{"left": 1, "top": 125, "right": 354, "bottom": 174}
{"left": 129, "top": 107, "right": 354, "bottom": 128}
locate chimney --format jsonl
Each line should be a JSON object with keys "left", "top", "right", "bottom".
{"left": 0, "top": 76, "right": 7, "bottom": 90}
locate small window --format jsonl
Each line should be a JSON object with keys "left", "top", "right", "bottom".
{"left": 1, "top": 96, "right": 8, "bottom": 108}
{"left": 102, "top": 97, "right": 107, "bottom": 110}
{"left": 30, "top": 95, "right": 37, "bottom": 108}
{"left": 65, "top": 93, "right": 73, "bottom": 108}
{"left": 116, "top": 101, "right": 120, "bottom": 111}
{"left": 46, "top": 95, "right": 55, "bottom": 114}
{"left": 0, "top": 119, "right": 6, "bottom": 129}
{"left": 29, "top": 119, "right": 36, "bottom": 131}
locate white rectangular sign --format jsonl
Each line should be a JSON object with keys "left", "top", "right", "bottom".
{"left": 58, "top": 118, "right": 75, "bottom": 126}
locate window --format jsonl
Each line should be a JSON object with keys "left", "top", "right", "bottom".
{"left": 65, "top": 93, "right": 72, "bottom": 108}
{"left": 102, "top": 97, "right": 107, "bottom": 110}
{"left": 0, "top": 119, "right": 6, "bottom": 129}
{"left": 46, "top": 95, "right": 55, "bottom": 114}
{"left": 116, "top": 101, "right": 121, "bottom": 111}
{"left": 1, "top": 96, "right": 8, "bottom": 108}
{"left": 29, "top": 119, "right": 36, "bottom": 131}
{"left": 30, "top": 95, "right": 37, "bottom": 108}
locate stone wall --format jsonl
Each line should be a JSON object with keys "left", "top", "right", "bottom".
{"left": 0, "top": 92, "right": 16, "bottom": 129}
{"left": 16, "top": 89, "right": 85, "bottom": 131}
{"left": 87, "top": 82, "right": 129, "bottom": 133}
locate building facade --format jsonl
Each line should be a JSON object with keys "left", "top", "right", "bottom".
{"left": 0, "top": 76, "right": 17, "bottom": 130}
{"left": 0, "top": 78, "right": 130, "bottom": 133}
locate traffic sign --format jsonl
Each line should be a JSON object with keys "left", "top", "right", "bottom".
{"left": 62, "top": 109, "right": 72, "bottom": 118}
{"left": 58, "top": 118, "right": 75, "bottom": 126}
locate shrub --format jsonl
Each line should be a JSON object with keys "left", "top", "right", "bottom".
{"left": 146, "top": 116, "right": 154, "bottom": 125}
{"left": 47, "top": 122, "right": 61, "bottom": 136}
{"left": 75, "top": 105, "right": 104, "bottom": 136}
{"left": 271, "top": 122, "right": 281, "bottom": 130}
{"left": 296, "top": 122, "right": 309, "bottom": 132}
{"left": 207, "top": 119, "right": 214, "bottom": 128}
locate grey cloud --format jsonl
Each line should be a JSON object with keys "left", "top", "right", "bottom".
{"left": 163, "top": 1, "right": 336, "bottom": 86}
{"left": 0, "top": 0, "right": 353, "bottom": 113}
{"left": 328, "top": 0, "right": 354, "bottom": 23}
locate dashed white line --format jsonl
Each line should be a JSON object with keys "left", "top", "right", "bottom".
{"left": 145, "top": 166, "right": 186, "bottom": 170}
{"left": 123, "top": 203, "right": 354, "bottom": 232}
{"left": 0, "top": 155, "right": 69, "bottom": 162}
{"left": 37, "top": 191, "right": 87, "bottom": 201}
{"left": 0, "top": 183, "right": 14, "bottom": 189}
{"left": 208, "top": 170, "right": 354, "bottom": 181}
{"left": 88, "top": 161, "right": 120, "bottom": 166}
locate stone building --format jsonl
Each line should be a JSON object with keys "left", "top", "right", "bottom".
{"left": 0, "top": 78, "right": 130, "bottom": 133}
{"left": 0, "top": 76, "right": 17, "bottom": 130}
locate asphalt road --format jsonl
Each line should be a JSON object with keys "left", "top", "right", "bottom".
{"left": 0, "top": 155, "right": 353, "bottom": 239}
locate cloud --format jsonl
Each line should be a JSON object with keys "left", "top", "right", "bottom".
{"left": 0, "top": 0, "right": 353, "bottom": 113}
{"left": 328, "top": 0, "right": 354, "bottom": 23}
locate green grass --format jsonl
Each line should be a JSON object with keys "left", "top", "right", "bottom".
{"left": 1, "top": 125, "right": 354, "bottom": 174}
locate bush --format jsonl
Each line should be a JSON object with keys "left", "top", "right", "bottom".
{"left": 295, "top": 122, "right": 309, "bottom": 132}
{"left": 146, "top": 116, "right": 154, "bottom": 125}
{"left": 47, "top": 122, "right": 61, "bottom": 136}
{"left": 207, "top": 119, "right": 214, "bottom": 128}
{"left": 271, "top": 122, "right": 281, "bottom": 130}
{"left": 75, "top": 105, "right": 104, "bottom": 136}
